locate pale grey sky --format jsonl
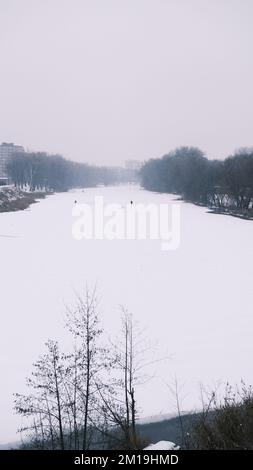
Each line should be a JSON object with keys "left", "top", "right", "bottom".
{"left": 0, "top": 0, "right": 252, "bottom": 165}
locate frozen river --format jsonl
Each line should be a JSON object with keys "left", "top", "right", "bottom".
{"left": 0, "top": 184, "right": 253, "bottom": 443}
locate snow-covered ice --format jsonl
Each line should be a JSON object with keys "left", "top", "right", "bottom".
{"left": 144, "top": 441, "right": 179, "bottom": 450}
{"left": 0, "top": 184, "right": 253, "bottom": 443}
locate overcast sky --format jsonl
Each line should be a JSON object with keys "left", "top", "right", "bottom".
{"left": 0, "top": 0, "right": 252, "bottom": 165}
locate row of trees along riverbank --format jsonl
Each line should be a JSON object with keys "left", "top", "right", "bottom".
{"left": 7, "top": 151, "right": 136, "bottom": 192}
{"left": 140, "top": 147, "right": 253, "bottom": 218}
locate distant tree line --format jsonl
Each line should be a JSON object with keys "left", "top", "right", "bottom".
{"left": 140, "top": 147, "right": 253, "bottom": 216}
{"left": 7, "top": 151, "right": 136, "bottom": 192}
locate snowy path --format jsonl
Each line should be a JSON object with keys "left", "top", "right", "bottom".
{"left": 0, "top": 185, "right": 253, "bottom": 443}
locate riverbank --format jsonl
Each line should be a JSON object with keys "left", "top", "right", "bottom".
{"left": 146, "top": 191, "right": 253, "bottom": 220}
{"left": 207, "top": 207, "right": 253, "bottom": 220}
{"left": 0, "top": 186, "right": 52, "bottom": 213}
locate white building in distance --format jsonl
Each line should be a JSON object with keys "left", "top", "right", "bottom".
{"left": 0, "top": 142, "right": 24, "bottom": 185}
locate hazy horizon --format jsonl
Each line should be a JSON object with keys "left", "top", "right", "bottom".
{"left": 0, "top": 0, "right": 253, "bottom": 165}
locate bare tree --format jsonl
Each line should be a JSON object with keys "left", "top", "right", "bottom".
{"left": 97, "top": 309, "right": 158, "bottom": 449}
{"left": 14, "top": 295, "right": 163, "bottom": 450}
{"left": 65, "top": 287, "right": 106, "bottom": 450}
{"left": 14, "top": 340, "right": 67, "bottom": 449}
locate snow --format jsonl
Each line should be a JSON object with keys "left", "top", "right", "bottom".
{"left": 0, "top": 186, "right": 24, "bottom": 205}
{"left": 144, "top": 441, "right": 179, "bottom": 450}
{"left": 0, "top": 184, "right": 253, "bottom": 444}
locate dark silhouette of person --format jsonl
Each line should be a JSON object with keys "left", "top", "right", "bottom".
{"left": 74, "top": 200, "right": 77, "bottom": 204}
{"left": 130, "top": 200, "right": 133, "bottom": 205}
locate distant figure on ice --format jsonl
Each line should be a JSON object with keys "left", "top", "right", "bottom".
{"left": 130, "top": 200, "right": 133, "bottom": 205}
{"left": 74, "top": 200, "right": 77, "bottom": 204}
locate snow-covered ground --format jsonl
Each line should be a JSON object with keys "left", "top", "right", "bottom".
{"left": 0, "top": 186, "right": 24, "bottom": 206}
{"left": 0, "top": 184, "right": 253, "bottom": 444}
{"left": 144, "top": 441, "right": 179, "bottom": 451}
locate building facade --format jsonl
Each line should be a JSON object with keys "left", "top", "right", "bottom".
{"left": 0, "top": 142, "right": 24, "bottom": 185}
